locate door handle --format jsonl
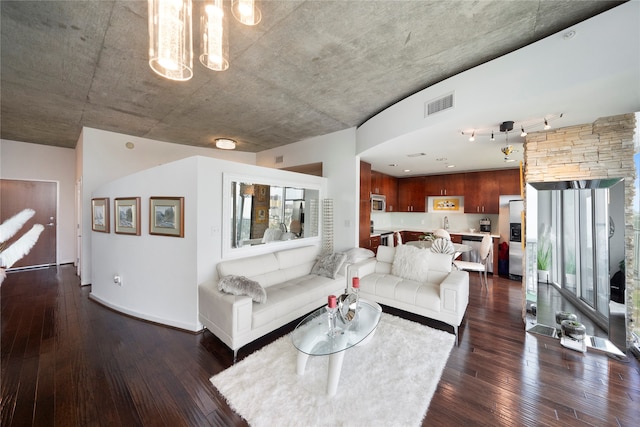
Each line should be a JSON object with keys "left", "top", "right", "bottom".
{"left": 47, "top": 223, "right": 54, "bottom": 226}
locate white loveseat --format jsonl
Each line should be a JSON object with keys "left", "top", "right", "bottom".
{"left": 348, "top": 244, "right": 469, "bottom": 341}
{"left": 198, "top": 245, "right": 346, "bottom": 358}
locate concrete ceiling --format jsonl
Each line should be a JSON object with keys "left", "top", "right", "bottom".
{"left": 0, "top": 1, "right": 629, "bottom": 172}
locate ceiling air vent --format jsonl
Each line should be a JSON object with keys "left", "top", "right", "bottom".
{"left": 275, "top": 155, "right": 284, "bottom": 164}
{"left": 425, "top": 92, "right": 454, "bottom": 117}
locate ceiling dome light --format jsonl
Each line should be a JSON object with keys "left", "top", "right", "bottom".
{"left": 215, "top": 138, "right": 236, "bottom": 149}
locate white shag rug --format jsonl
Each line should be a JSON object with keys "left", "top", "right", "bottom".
{"left": 210, "top": 313, "right": 455, "bottom": 427}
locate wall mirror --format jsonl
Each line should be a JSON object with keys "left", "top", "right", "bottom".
{"left": 223, "top": 174, "right": 320, "bottom": 254}
{"left": 525, "top": 178, "right": 627, "bottom": 354}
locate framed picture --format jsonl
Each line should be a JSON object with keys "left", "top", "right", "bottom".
{"left": 150, "top": 197, "right": 184, "bottom": 237}
{"left": 114, "top": 197, "right": 141, "bottom": 235}
{"left": 91, "top": 198, "right": 110, "bottom": 233}
{"left": 428, "top": 196, "right": 464, "bottom": 213}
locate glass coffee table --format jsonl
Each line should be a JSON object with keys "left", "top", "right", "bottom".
{"left": 291, "top": 299, "right": 382, "bottom": 396}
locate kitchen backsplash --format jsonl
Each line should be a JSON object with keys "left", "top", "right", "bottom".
{"left": 371, "top": 211, "right": 499, "bottom": 232}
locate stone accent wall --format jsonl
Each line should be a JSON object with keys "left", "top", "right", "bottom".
{"left": 524, "top": 113, "right": 637, "bottom": 347}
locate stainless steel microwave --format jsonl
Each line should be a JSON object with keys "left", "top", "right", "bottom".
{"left": 371, "top": 194, "right": 386, "bottom": 212}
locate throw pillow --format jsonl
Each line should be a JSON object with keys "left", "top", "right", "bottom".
{"left": 391, "top": 244, "right": 429, "bottom": 282}
{"left": 311, "top": 252, "right": 347, "bottom": 279}
{"left": 345, "top": 247, "right": 375, "bottom": 264}
{"left": 218, "top": 275, "right": 267, "bottom": 303}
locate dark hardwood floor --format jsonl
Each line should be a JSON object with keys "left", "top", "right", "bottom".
{"left": 2, "top": 265, "right": 639, "bottom": 426}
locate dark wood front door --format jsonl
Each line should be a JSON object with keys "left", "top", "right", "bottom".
{"left": 0, "top": 179, "right": 57, "bottom": 269}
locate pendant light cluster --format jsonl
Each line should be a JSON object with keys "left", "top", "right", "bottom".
{"left": 148, "top": 0, "right": 261, "bottom": 81}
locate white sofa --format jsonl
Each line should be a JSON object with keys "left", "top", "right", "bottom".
{"left": 348, "top": 245, "right": 469, "bottom": 341}
{"left": 198, "top": 245, "right": 346, "bottom": 358}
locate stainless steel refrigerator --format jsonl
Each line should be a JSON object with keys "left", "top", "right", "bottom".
{"left": 509, "top": 200, "right": 524, "bottom": 278}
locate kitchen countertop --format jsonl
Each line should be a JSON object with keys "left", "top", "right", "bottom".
{"left": 371, "top": 228, "right": 499, "bottom": 239}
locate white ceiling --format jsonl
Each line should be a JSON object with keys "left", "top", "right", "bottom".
{"left": 359, "top": 1, "right": 640, "bottom": 176}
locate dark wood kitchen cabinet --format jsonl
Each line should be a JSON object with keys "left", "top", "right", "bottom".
{"left": 424, "top": 174, "right": 465, "bottom": 196}
{"left": 359, "top": 161, "right": 372, "bottom": 248}
{"left": 371, "top": 171, "right": 398, "bottom": 211}
{"left": 464, "top": 171, "right": 499, "bottom": 214}
{"left": 371, "top": 170, "right": 383, "bottom": 195}
{"left": 402, "top": 231, "right": 424, "bottom": 242}
{"left": 397, "top": 177, "right": 426, "bottom": 212}
{"left": 498, "top": 167, "right": 522, "bottom": 196}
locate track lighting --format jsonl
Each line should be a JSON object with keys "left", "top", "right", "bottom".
{"left": 463, "top": 114, "right": 562, "bottom": 144}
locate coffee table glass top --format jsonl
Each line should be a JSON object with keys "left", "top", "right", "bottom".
{"left": 291, "top": 299, "right": 382, "bottom": 356}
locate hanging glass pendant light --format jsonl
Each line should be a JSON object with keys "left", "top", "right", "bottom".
{"left": 148, "top": 0, "right": 193, "bottom": 81}
{"left": 231, "top": 0, "right": 261, "bottom": 26}
{"left": 200, "top": 0, "right": 229, "bottom": 71}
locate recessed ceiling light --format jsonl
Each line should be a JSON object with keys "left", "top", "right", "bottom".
{"left": 125, "top": 142, "right": 135, "bottom": 149}
{"left": 404, "top": 169, "right": 411, "bottom": 173}
{"left": 446, "top": 164, "right": 456, "bottom": 168}
{"left": 407, "top": 152, "right": 426, "bottom": 157}
{"left": 563, "top": 30, "right": 576, "bottom": 40}
{"left": 215, "top": 138, "right": 236, "bottom": 150}
{"left": 388, "top": 163, "right": 398, "bottom": 167}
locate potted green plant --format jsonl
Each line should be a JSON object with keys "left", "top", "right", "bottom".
{"left": 537, "top": 225, "right": 552, "bottom": 283}
{"left": 564, "top": 248, "right": 576, "bottom": 286}
{"left": 419, "top": 232, "right": 435, "bottom": 241}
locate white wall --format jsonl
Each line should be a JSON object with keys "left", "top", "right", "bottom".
{"left": 91, "top": 157, "right": 200, "bottom": 330}
{"left": 91, "top": 155, "right": 327, "bottom": 331}
{"left": 1, "top": 139, "right": 76, "bottom": 265}
{"left": 356, "top": 2, "right": 640, "bottom": 158}
{"left": 79, "top": 127, "right": 256, "bottom": 285}
{"left": 256, "top": 128, "right": 359, "bottom": 251}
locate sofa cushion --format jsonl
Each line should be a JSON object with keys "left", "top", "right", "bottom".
{"left": 251, "top": 274, "right": 342, "bottom": 329}
{"left": 311, "top": 252, "right": 347, "bottom": 279}
{"left": 275, "top": 245, "right": 319, "bottom": 269}
{"left": 427, "top": 251, "right": 453, "bottom": 273}
{"left": 217, "top": 252, "right": 279, "bottom": 279}
{"left": 376, "top": 245, "right": 396, "bottom": 264}
{"left": 359, "top": 273, "right": 441, "bottom": 312}
{"left": 391, "top": 245, "right": 430, "bottom": 282}
{"left": 218, "top": 275, "right": 267, "bottom": 303}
